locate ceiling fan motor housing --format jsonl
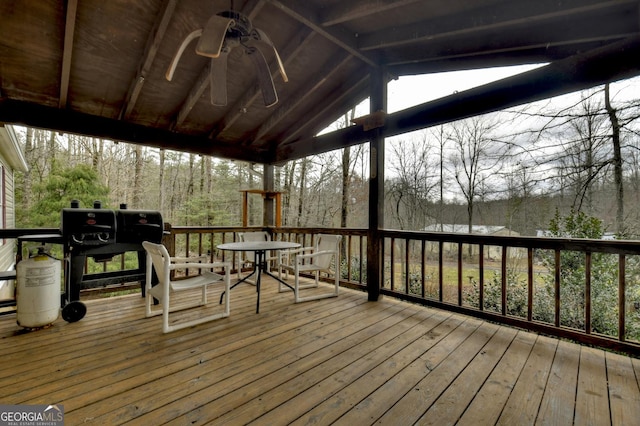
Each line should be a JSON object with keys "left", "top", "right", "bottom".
{"left": 218, "top": 10, "right": 252, "bottom": 40}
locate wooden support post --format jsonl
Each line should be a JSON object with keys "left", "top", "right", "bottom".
{"left": 264, "top": 164, "right": 275, "bottom": 227}
{"left": 242, "top": 191, "right": 249, "bottom": 227}
{"left": 240, "top": 188, "right": 283, "bottom": 228}
{"left": 367, "top": 67, "right": 386, "bottom": 302}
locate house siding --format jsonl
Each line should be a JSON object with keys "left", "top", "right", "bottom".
{"left": 0, "top": 125, "right": 27, "bottom": 273}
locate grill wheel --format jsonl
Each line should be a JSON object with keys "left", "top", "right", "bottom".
{"left": 61, "top": 301, "right": 87, "bottom": 322}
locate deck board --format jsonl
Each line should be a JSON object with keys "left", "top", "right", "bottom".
{"left": 535, "top": 340, "right": 580, "bottom": 425}
{"left": 575, "top": 346, "right": 612, "bottom": 426}
{"left": 0, "top": 276, "right": 638, "bottom": 425}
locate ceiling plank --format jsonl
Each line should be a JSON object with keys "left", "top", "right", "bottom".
{"left": 278, "top": 35, "right": 640, "bottom": 162}
{"left": 321, "top": 0, "right": 422, "bottom": 26}
{"left": 358, "top": 0, "right": 638, "bottom": 51}
{"left": 119, "top": 0, "right": 178, "bottom": 120}
{"left": 58, "top": 0, "right": 78, "bottom": 109}
{"left": 267, "top": 0, "right": 379, "bottom": 68}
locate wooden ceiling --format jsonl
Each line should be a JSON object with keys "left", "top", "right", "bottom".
{"left": 1, "top": 0, "right": 639, "bottom": 164}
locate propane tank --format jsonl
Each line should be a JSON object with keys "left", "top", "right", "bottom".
{"left": 16, "top": 248, "right": 61, "bottom": 328}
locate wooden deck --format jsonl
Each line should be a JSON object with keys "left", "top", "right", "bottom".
{"left": 1, "top": 277, "right": 640, "bottom": 425}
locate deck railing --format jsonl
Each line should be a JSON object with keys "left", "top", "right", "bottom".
{"left": 380, "top": 229, "right": 640, "bottom": 356}
{"left": 2, "top": 225, "right": 639, "bottom": 355}
{"left": 166, "top": 225, "right": 640, "bottom": 355}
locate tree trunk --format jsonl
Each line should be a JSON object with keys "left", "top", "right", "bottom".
{"left": 341, "top": 146, "right": 350, "bottom": 228}
{"left": 282, "top": 161, "right": 296, "bottom": 226}
{"left": 133, "top": 145, "right": 143, "bottom": 208}
{"left": 604, "top": 83, "right": 624, "bottom": 235}
{"left": 297, "top": 159, "right": 308, "bottom": 226}
{"left": 159, "top": 149, "right": 165, "bottom": 213}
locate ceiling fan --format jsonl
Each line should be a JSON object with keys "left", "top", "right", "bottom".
{"left": 165, "top": 10, "right": 288, "bottom": 107}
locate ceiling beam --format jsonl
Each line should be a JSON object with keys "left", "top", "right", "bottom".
{"left": 277, "top": 35, "right": 640, "bottom": 163}
{"left": 119, "top": 0, "right": 178, "bottom": 120}
{"left": 266, "top": 0, "right": 379, "bottom": 68}
{"left": 358, "top": 0, "right": 638, "bottom": 51}
{"left": 0, "top": 99, "right": 263, "bottom": 163}
{"left": 384, "top": 32, "right": 635, "bottom": 67}
{"left": 58, "top": 0, "right": 78, "bottom": 109}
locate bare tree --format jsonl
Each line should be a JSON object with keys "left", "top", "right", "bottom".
{"left": 448, "top": 115, "right": 505, "bottom": 236}
{"left": 386, "top": 131, "right": 438, "bottom": 230}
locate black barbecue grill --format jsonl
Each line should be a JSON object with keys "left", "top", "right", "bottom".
{"left": 60, "top": 201, "right": 163, "bottom": 322}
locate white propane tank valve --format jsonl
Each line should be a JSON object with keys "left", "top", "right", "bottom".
{"left": 16, "top": 248, "right": 61, "bottom": 329}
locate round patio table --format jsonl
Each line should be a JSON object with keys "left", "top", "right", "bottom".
{"left": 217, "top": 241, "right": 300, "bottom": 313}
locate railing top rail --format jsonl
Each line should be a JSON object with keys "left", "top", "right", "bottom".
{"left": 382, "top": 229, "right": 640, "bottom": 255}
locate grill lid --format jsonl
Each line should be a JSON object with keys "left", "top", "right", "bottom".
{"left": 61, "top": 208, "right": 117, "bottom": 247}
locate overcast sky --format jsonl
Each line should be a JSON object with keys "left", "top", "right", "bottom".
{"left": 387, "top": 64, "right": 545, "bottom": 113}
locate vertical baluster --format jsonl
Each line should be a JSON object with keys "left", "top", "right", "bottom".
{"left": 458, "top": 242, "right": 463, "bottom": 306}
{"left": 619, "top": 254, "right": 626, "bottom": 341}
{"left": 438, "top": 241, "right": 443, "bottom": 302}
{"left": 585, "top": 252, "right": 592, "bottom": 334}
{"left": 527, "top": 247, "right": 533, "bottom": 322}
{"left": 405, "top": 238, "right": 410, "bottom": 294}
{"left": 555, "top": 249, "right": 561, "bottom": 327}
{"left": 390, "top": 237, "right": 395, "bottom": 291}
{"left": 479, "top": 244, "right": 484, "bottom": 310}
{"left": 421, "top": 239, "right": 426, "bottom": 299}
{"left": 501, "top": 245, "right": 507, "bottom": 316}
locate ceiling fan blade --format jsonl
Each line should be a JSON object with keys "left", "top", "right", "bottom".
{"left": 165, "top": 29, "right": 203, "bottom": 81}
{"left": 248, "top": 48, "right": 278, "bottom": 107}
{"left": 209, "top": 54, "right": 228, "bottom": 106}
{"left": 196, "top": 15, "right": 235, "bottom": 58}
{"left": 251, "top": 28, "right": 288, "bottom": 82}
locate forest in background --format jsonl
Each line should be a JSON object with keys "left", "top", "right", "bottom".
{"left": 11, "top": 76, "right": 640, "bottom": 238}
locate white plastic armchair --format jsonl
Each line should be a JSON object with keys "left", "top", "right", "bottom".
{"left": 143, "top": 241, "right": 230, "bottom": 333}
{"left": 278, "top": 234, "right": 342, "bottom": 303}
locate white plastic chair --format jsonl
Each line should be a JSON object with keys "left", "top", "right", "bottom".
{"left": 143, "top": 241, "right": 230, "bottom": 333}
{"left": 278, "top": 234, "right": 342, "bottom": 303}
{"left": 237, "top": 231, "right": 278, "bottom": 281}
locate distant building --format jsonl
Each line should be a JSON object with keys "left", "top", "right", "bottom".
{"left": 423, "top": 224, "right": 523, "bottom": 259}
{"left": 536, "top": 229, "right": 616, "bottom": 239}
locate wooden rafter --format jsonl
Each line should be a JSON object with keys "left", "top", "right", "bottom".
{"left": 58, "top": 0, "right": 78, "bottom": 109}
{"left": 267, "top": 0, "right": 379, "bottom": 68}
{"left": 174, "top": 62, "right": 211, "bottom": 129}
{"left": 119, "top": 0, "right": 178, "bottom": 120}
{"left": 254, "top": 52, "right": 353, "bottom": 142}
{"left": 277, "top": 71, "right": 370, "bottom": 152}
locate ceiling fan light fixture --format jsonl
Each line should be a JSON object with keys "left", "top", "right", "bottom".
{"left": 166, "top": 10, "right": 287, "bottom": 107}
